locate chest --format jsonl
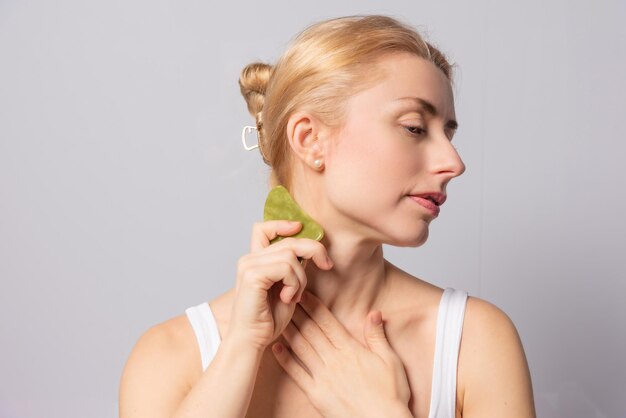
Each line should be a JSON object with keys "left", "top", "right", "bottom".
{"left": 243, "top": 324, "right": 460, "bottom": 418}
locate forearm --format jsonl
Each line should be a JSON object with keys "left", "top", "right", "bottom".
{"left": 173, "top": 336, "right": 264, "bottom": 418}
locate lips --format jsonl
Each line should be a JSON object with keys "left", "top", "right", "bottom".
{"left": 409, "top": 192, "right": 447, "bottom": 206}
{"left": 408, "top": 196, "right": 440, "bottom": 216}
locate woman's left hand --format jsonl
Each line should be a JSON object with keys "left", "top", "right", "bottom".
{"left": 271, "top": 290, "right": 412, "bottom": 418}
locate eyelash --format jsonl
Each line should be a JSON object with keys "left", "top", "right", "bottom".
{"left": 405, "top": 126, "right": 427, "bottom": 136}
{"left": 404, "top": 125, "right": 458, "bottom": 150}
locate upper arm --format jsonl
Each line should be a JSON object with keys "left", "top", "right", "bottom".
{"left": 119, "top": 316, "right": 198, "bottom": 418}
{"left": 459, "top": 296, "right": 536, "bottom": 418}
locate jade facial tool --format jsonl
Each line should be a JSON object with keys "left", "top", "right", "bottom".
{"left": 263, "top": 185, "right": 325, "bottom": 265}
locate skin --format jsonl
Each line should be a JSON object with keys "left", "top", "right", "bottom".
{"left": 280, "top": 52, "right": 535, "bottom": 416}
{"left": 119, "top": 52, "right": 536, "bottom": 417}
{"left": 284, "top": 51, "right": 465, "bottom": 327}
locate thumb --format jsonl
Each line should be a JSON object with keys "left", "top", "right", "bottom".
{"left": 364, "top": 311, "right": 391, "bottom": 353}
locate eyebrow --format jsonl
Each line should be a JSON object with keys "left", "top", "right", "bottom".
{"left": 394, "top": 96, "right": 459, "bottom": 131}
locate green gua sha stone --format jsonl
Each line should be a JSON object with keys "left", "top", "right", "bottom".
{"left": 263, "top": 185, "right": 325, "bottom": 263}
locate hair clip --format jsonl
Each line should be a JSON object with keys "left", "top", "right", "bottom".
{"left": 242, "top": 125, "right": 259, "bottom": 151}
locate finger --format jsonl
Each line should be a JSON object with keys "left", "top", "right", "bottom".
{"left": 237, "top": 258, "right": 301, "bottom": 304}
{"left": 237, "top": 240, "right": 331, "bottom": 303}
{"left": 255, "top": 239, "right": 332, "bottom": 300}
{"left": 240, "top": 249, "right": 308, "bottom": 303}
{"left": 297, "top": 290, "right": 355, "bottom": 349}
{"left": 364, "top": 310, "right": 396, "bottom": 362}
{"left": 250, "top": 221, "right": 302, "bottom": 253}
{"left": 267, "top": 237, "right": 333, "bottom": 275}
{"left": 281, "top": 320, "right": 324, "bottom": 370}
{"left": 290, "top": 304, "right": 335, "bottom": 362}
{"left": 272, "top": 341, "right": 315, "bottom": 392}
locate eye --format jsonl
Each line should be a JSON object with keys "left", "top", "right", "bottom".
{"left": 404, "top": 125, "right": 427, "bottom": 136}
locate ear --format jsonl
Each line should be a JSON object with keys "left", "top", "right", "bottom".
{"left": 286, "top": 111, "right": 327, "bottom": 169}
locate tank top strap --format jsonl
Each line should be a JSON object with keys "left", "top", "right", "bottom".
{"left": 428, "top": 287, "right": 469, "bottom": 418}
{"left": 185, "top": 302, "right": 222, "bottom": 371}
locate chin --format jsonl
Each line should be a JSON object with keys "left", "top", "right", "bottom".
{"left": 389, "top": 228, "right": 429, "bottom": 248}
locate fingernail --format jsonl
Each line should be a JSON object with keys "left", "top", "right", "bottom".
{"left": 273, "top": 343, "right": 283, "bottom": 353}
{"left": 372, "top": 311, "right": 382, "bottom": 325}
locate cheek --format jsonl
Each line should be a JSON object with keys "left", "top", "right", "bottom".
{"left": 350, "top": 126, "right": 417, "bottom": 184}
{"left": 343, "top": 120, "right": 400, "bottom": 164}
{"left": 330, "top": 124, "right": 386, "bottom": 180}
{"left": 326, "top": 125, "right": 406, "bottom": 204}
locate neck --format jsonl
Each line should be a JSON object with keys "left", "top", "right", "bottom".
{"left": 302, "top": 227, "right": 393, "bottom": 328}
{"left": 294, "top": 220, "right": 390, "bottom": 328}
{"left": 288, "top": 168, "right": 395, "bottom": 328}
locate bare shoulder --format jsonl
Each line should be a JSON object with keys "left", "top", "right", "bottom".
{"left": 458, "top": 295, "right": 537, "bottom": 418}
{"left": 119, "top": 313, "right": 201, "bottom": 418}
{"left": 383, "top": 259, "right": 445, "bottom": 310}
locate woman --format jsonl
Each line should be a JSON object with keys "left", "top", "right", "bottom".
{"left": 119, "top": 15, "right": 536, "bottom": 418}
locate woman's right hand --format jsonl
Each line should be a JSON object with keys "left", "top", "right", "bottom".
{"left": 226, "top": 220, "right": 334, "bottom": 352}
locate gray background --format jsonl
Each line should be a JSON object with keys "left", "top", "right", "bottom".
{"left": 1, "top": 0, "right": 624, "bottom": 417}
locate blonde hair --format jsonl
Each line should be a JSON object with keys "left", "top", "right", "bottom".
{"left": 239, "top": 14, "right": 455, "bottom": 192}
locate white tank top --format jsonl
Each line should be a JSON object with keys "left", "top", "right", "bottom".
{"left": 185, "top": 287, "right": 468, "bottom": 418}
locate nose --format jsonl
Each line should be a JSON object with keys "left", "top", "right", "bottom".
{"left": 431, "top": 137, "right": 466, "bottom": 180}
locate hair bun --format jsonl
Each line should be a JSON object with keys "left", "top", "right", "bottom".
{"left": 239, "top": 62, "right": 273, "bottom": 119}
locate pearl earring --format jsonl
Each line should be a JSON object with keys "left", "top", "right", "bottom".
{"left": 313, "top": 159, "right": 323, "bottom": 169}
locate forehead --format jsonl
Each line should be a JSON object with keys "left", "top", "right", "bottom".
{"left": 353, "top": 52, "right": 456, "bottom": 118}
